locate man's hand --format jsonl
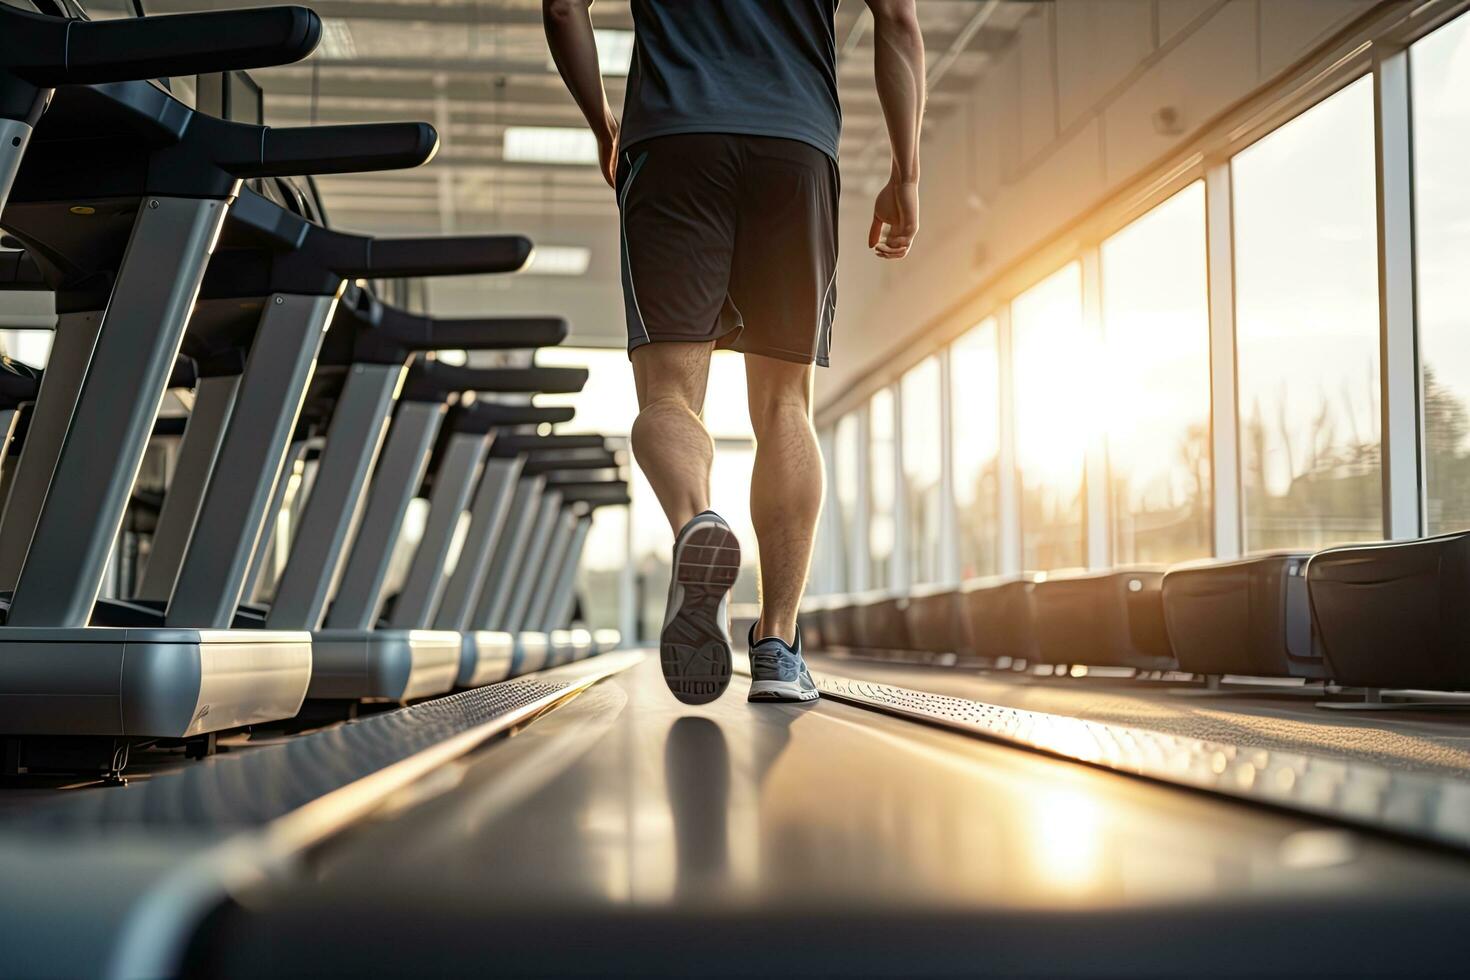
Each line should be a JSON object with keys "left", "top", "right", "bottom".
{"left": 869, "top": 176, "right": 919, "bottom": 259}
{"left": 597, "top": 116, "right": 620, "bottom": 189}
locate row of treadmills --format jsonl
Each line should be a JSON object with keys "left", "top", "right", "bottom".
{"left": 801, "top": 535, "right": 1470, "bottom": 699}
{"left": 0, "top": 0, "right": 627, "bottom": 780}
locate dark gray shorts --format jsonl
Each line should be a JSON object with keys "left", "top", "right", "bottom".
{"left": 616, "top": 133, "right": 839, "bottom": 367}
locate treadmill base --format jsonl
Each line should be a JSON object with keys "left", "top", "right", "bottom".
{"left": 0, "top": 626, "right": 311, "bottom": 737}
{"left": 308, "top": 629, "right": 461, "bottom": 702}
{"left": 456, "top": 631, "right": 515, "bottom": 688}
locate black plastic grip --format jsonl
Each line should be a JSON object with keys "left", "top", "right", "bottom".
{"left": 490, "top": 434, "right": 606, "bottom": 456}
{"left": 64, "top": 8, "right": 321, "bottom": 85}
{"left": 243, "top": 122, "right": 439, "bottom": 179}
{"left": 413, "top": 363, "right": 588, "bottom": 395}
{"left": 425, "top": 316, "right": 569, "bottom": 351}
{"left": 366, "top": 234, "right": 533, "bottom": 278}
{"left": 3, "top": 5, "right": 320, "bottom": 85}
{"left": 457, "top": 403, "right": 575, "bottom": 432}
{"left": 521, "top": 452, "right": 619, "bottom": 475}
{"left": 545, "top": 480, "right": 631, "bottom": 507}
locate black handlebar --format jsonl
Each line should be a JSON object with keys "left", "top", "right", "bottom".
{"left": 454, "top": 402, "right": 575, "bottom": 432}
{"left": 521, "top": 452, "right": 620, "bottom": 475}
{"left": 363, "top": 234, "right": 531, "bottom": 278}
{"left": 229, "top": 122, "right": 439, "bottom": 180}
{"left": 396, "top": 314, "right": 569, "bottom": 351}
{"left": 3, "top": 6, "right": 321, "bottom": 87}
{"left": 545, "top": 480, "right": 631, "bottom": 508}
{"left": 491, "top": 433, "right": 607, "bottom": 456}
{"left": 407, "top": 363, "right": 588, "bottom": 396}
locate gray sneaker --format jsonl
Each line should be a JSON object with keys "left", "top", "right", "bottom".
{"left": 747, "top": 624, "right": 819, "bottom": 703}
{"left": 660, "top": 511, "right": 741, "bottom": 705}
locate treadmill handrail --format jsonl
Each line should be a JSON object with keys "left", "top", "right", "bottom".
{"left": 452, "top": 402, "right": 575, "bottom": 431}
{"left": 234, "top": 122, "right": 440, "bottom": 180}
{"left": 1, "top": 6, "right": 321, "bottom": 87}
{"left": 410, "top": 364, "right": 589, "bottom": 395}
{"left": 381, "top": 309, "right": 569, "bottom": 352}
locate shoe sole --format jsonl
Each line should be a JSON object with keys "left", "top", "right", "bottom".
{"left": 661, "top": 520, "right": 740, "bottom": 705}
{"left": 747, "top": 679, "right": 821, "bottom": 703}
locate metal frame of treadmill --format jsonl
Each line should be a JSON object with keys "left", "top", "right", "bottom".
{"left": 0, "top": 196, "right": 313, "bottom": 738}
{"left": 266, "top": 362, "right": 460, "bottom": 702}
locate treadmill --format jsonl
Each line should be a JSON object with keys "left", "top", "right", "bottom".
{"left": 286, "top": 320, "right": 585, "bottom": 701}
{"left": 0, "top": 53, "right": 451, "bottom": 775}
{"left": 327, "top": 361, "right": 590, "bottom": 690}
{"left": 92, "top": 183, "right": 534, "bottom": 712}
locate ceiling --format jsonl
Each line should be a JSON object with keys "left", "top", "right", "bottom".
{"left": 126, "top": 0, "right": 1034, "bottom": 234}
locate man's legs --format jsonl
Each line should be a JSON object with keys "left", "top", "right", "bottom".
{"left": 746, "top": 353, "right": 823, "bottom": 646}
{"left": 631, "top": 341, "right": 715, "bottom": 534}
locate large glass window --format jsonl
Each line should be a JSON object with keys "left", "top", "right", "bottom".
{"left": 900, "top": 357, "right": 943, "bottom": 584}
{"left": 1413, "top": 14, "right": 1470, "bottom": 533}
{"left": 833, "top": 411, "right": 862, "bottom": 591}
{"left": 950, "top": 319, "right": 1001, "bottom": 579}
{"left": 868, "top": 388, "right": 897, "bottom": 589}
{"left": 1232, "top": 77, "right": 1381, "bottom": 551}
{"left": 1100, "top": 182, "right": 1213, "bottom": 564}
{"left": 1012, "top": 263, "right": 1088, "bottom": 570}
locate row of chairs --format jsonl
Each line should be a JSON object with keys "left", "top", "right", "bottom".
{"left": 0, "top": 0, "right": 625, "bottom": 778}
{"left": 799, "top": 539, "right": 1469, "bottom": 698}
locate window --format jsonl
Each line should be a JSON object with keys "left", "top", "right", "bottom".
{"left": 900, "top": 357, "right": 943, "bottom": 584}
{"left": 950, "top": 320, "right": 1001, "bottom": 579}
{"left": 1100, "top": 182, "right": 1212, "bottom": 564}
{"left": 833, "top": 411, "right": 862, "bottom": 591}
{"left": 1232, "top": 77, "right": 1381, "bottom": 552}
{"left": 868, "top": 388, "right": 897, "bottom": 589}
{"left": 1413, "top": 13, "right": 1470, "bottom": 533}
{"left": 1012, "top": 263, "right": 1088, "bottom": 570}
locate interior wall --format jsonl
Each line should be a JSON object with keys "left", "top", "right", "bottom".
{"left": 817, "top": 0, "right": 1379, "bottom": 411}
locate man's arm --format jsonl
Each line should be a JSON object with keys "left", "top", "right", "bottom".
{"left": 544, "top": 0, "right": 618, "bottom": 187}
{"left": 865, "top": 0, "right": 925, "bottom": 259}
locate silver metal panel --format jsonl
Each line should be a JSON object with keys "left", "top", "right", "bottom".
{"left": 434, "top": 456, "right": 523, "bottom": 631}
{"left": 267, "top": 362, "right": 405, "bottom": 631}
{"left": 138, "top": 375, "right": 241, "bottom": 601}
{"left": 543, "top": 515, "right": 592, "bottom": 632}
{"left": 0, "top": 310, "right": 103, "bottom": 592}
{"left": 326, "top": 401, "right": 445, "bottom": 630}
{"left": 0, "top": 626, "right": 310, "bottom": 736}
{"left": 499, "top": 489, "right": 563, "bottom": 633}
{"left": 1373, "top": 46, "right": 1424, "bottom": 540}
{"left": 389, "top": 430, "right": 487, "bottom": 628}
{"left": 456, "top": 629, "right": 515, "bottom": 687}
{"left": 1204, "top": 161, "right": 1243, "bottom": 559}
{"left": 0, "top": 118, "right": 30, "bottom": 213}
{"left": 244, "top": 440, "right": 309, "bottom": 604}
{"left": 167, "top": 294, "right": 338, "bottom": 627}
{"left": 306, "top": 628, "right": 460, "bottom": 701}
{"left": 512, "top": 630, "right": 550, "bottom": 676}
{"left": 522, "top": 508, "right": 575, "bottom": 631}
{"left": 471, "top": 475, "right": 545, "bottom": 630}
{"left": 9, "top": 197, "right": 229, "bottom": 627}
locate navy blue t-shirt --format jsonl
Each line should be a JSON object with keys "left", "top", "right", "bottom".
{"left": 619, "top": 0, "right": 842, "bottom": 161}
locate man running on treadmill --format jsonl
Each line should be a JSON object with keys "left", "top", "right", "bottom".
{"left": 545, "top": 0, "right": 924, "bottom": 704}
